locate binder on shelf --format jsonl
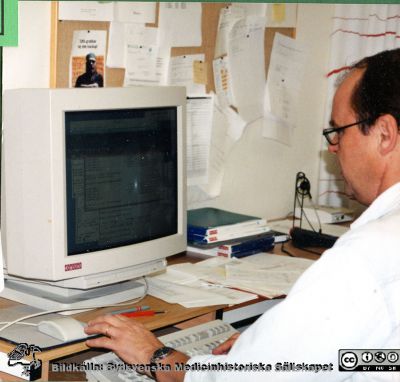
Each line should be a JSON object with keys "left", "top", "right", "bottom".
{"left": 188, "top": 208, "right": 268, "bottom": 235}
{"left": 218, "top": 247, "right": 271, "bottom": 259}
{"left": 188, "top": 231, "right": 275, "bottom": 249}
{"left": 188, "top": 225, "right": 271, "bottom": 244}
{"left": 218, "top": 235, "right": 275, "bottom": 256}
{"left": 187, "top": 207, "right": 270, "bottom": 245}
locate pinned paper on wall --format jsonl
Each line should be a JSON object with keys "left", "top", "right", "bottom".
{"left": 272, "top": 4, "right": 286, "bottom": 23}
{"left": 200, "top": 100, "right": 246, "bottom": 198}
{"left": 186, "top": 96, "right": 214, "bottom": 187}
{"left": 70, "top": 30, "right": 107, "bottom": 88}
{"left": 158, "top": 2, "right": 202, "bottom": 48}
{"left": 114, "top": 2, "right": 156, "bottom": 24}
{"left": 193, "top": 61, "right": 208, "bottom": 85}
{"left": 107, "top": 22, "right": 126, "bottom": 68}
{"left": 59, "top": 1, "right": 113, "bottom": 21}
{"left": 124, "top": 44, "right": 159, "bottom": 86}
{"left": 263, "top": 33, "right": 307, "bottom": 145}
{"left": 214, "top": 5, "right": 245, "bottom": 59}
{"left": 168, "top": 54, "right": 206, "bottom": 96}
{"left": 231, "top": 3, "right": 267, "bottom": 17}
{"left": 227, "top": 16, "right": 266, "bottom": 123}
{"left": 213, "top": 56, "right": 234, "bottom": 108}
{"left": 266, "top": 3, "right": 297, "bottom": 27}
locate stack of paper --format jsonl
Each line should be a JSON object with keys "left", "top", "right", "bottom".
{"left": 147, "top": 253, "right": 315, "bottom": 307}
{"left": 146, "top": 266, "right": 257, "bottom": 308}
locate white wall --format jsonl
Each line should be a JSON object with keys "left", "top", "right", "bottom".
{"left": 3, "top": 2, "right": 51, "bottom": 90}
{"left": 2, "top": 3, "right": 335, "bottom": 220}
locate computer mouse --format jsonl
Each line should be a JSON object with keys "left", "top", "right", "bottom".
{"left": 37, "top": 317, "right": 87, "bottom": 342}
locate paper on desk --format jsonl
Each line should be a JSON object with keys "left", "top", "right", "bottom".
{"left": 146, "top": 276, "right": 257, "bottom": 308}
{"left": 172, "top": 253, "right": 315, "bottom": 298}
{"left": 224, "top": 254, "right": 313, "bottom": 296}
{"left": 227, "top": 16, "right": 266, "bottom": 123}
{"left": 186, "top": 96, "right": 214, "bottom": 186}
{"left": 159, "top": 3, "right": 202, "bottom": 48}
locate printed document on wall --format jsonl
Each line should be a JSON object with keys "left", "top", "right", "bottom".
{"left": 168, "top": 54, "right": 206, "bottom": 96}
{"left": 124, "top": 44, "right": 159, "bottom": 86}
{"left": 263, "top": 33, "right": 307, "bottom": 145}
{"left": 107, "top": 23, "right": 159, "bottom": 69}
{"left": 200, "top": 101, "right": 231, "bottom": 198}
{"left": 159, "top": 2, "right": 202, "bottom": 48}
{"left": 201, "top": 100, "right": 246, "bottom": 198}
{"left": 187, "top": 96, "right": 214, "bottom": 187}
{"left": 114, "top": 2, "right": 156, "bottom": 24}
{"left": 232, "top": 3, "right": 267, "bottom": 17}
{"left": 213, "top": 56, "right": 234, "bottom": 108}
{"left": 59, "top": 1, "right": 113, "bottom": 21}
{"left": 70, "top": 30, "right": 107, "bottom": 88}
{"left": 214, "top": 5, "right": 245, "bottom": 58}
{"left": 227, "top": 16, "right": 266, "bottom": 123}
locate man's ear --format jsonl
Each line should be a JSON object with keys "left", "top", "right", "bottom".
{"left": 375, "top": 114, "right": 399, "bottom": 155}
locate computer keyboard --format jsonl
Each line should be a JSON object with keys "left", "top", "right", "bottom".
{"left": 85, "top": 319, "right": 238, "bottom": 382}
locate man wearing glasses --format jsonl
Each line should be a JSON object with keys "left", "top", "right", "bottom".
{"left": 84, "top": 49, "right": 400, "bottom": 381}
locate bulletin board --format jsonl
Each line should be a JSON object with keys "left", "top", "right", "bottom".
{"left": 51, "top": 3, "right": 295, "bottom": 91}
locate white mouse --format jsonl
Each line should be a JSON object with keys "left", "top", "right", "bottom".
{"left": 37, "top": 317, "right": 87, "bottom": 342}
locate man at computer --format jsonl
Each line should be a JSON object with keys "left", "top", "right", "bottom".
{"left": 85, "top": 48, "right": 400, "bottom": 381}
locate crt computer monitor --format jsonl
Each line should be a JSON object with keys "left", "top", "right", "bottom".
{"left": 1, "top": 86, "right": 186, "bottom": 312}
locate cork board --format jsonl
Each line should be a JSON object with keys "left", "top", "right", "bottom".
{"left": 53, "top": 3, "right": 295, "bottom": 91}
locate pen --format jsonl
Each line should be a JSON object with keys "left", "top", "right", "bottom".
{"left": 111, "top": 305, "right": 150, "bottom": 315}
{"left": 120, "top": 311, "right": 166, "bottom": 318}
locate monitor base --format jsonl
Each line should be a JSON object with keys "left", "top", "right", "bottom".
{"left": 0, "top": 278, "right": 146, "bottom": 315}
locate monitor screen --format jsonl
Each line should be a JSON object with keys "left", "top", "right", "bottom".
{"left": 65, "top": 108, "right": 178, "bottom": 256}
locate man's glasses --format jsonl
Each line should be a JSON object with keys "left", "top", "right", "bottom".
{"left": 322, "top": 118, "right": 372, "bottom": 145}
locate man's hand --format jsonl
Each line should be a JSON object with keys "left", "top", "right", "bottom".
{"left": 85, "top": 314, "right": 189, "bottom": 382}
{"left": 85, "top": 314, "right": 163, "bottom": 367}
{"left": 212, "top": 333, "right": 240, "bottom": 355}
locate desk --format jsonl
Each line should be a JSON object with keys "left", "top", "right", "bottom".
{"left": 0, "top": 244, "right": 318, "bottom": 381}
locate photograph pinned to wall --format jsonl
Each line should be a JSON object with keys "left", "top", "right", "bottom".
{"left": 70, "top": 30, "right": 107, "bottom": 88}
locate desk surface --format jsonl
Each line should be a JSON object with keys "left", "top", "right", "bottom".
{"left": 0, "top": 244, "right": 320, "bottom": 380}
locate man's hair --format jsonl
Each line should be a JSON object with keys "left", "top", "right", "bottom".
{"left": 350, "top": 48, "right": 400, "bottom": 134}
